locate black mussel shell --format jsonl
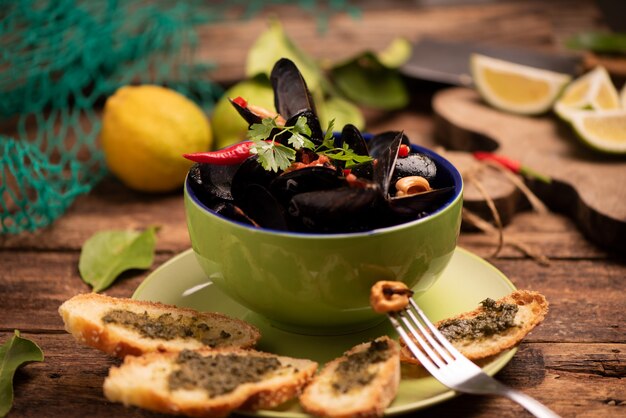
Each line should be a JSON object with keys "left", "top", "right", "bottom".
{"left": 231, "top": 156, "right": 280, "bottom": 202}
{"left": 338, "top": 124, "right": 369, "bottom": 158}
{"left": 367, "top": 131, "right": 410, "bottom": 159}
{"left": 288, "top": 187, "right": 382, "bottom": 233}
{"left": 229, "top": 97, "right": 263, "bottom": 126}
{"left": 282, "top": 110, "right": 324, "bottom": 146}
{"left": 269, "top": 166, "right": 345, "bottom": 206}
{"left": 271, "top": 58, "right": 317, "bottom": 120}
{"left": 237, "top": 184, "right": 289, "bottom": 231}
{"left": 212, "top": 202, "right": 257, "bottom": 227}
{"left": 388, "top": 186, "right": 456, "bottom": 215}
{"left": 188, "top": 163, "right": 238, "bottom": 205}
{"left": 392, "top": 153, "right": 437, "bottom": 184}
{"left": 373, "top": 132, "right": 403, "bottom": 197}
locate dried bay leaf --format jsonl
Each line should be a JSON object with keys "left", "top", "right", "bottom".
{"left": 331, "top": 52, "right": 408, "bottom": 110}
{"left": 79, "top": 226, "right": 158, "bottom": 292}
{"left": 0, "top": 331, "right": 44, "bottom": 418}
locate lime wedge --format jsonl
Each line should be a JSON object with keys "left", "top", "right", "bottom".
{"left": 570, "top": 110, "right": 626, "bottom": 154}
{"left": 470, "top": 54, "right": 571, "bottom": 115}
{"left": 554, "top": 67, "right": 620, "bottom": 121}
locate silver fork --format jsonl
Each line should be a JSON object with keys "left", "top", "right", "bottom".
{"left": 388, "top": 298, "right": 560, "bottom": 418}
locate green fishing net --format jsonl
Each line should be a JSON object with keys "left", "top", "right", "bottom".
{"left": 0, "top": 0, "right": 358, "bottom": 234}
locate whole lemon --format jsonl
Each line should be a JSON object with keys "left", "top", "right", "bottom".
{"left": 101, "top": 85, "right": 212, "bottom": 193}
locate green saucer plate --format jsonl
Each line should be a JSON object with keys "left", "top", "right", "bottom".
{"left": 133, "top": 246, "right": 517, "bottom": 417}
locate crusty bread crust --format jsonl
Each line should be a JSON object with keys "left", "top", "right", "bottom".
{"left": 300, "top": 336, "right": 400, "bottom": 418}
{"left": 103, "top": 348, "right": 318, "bottom": 417}
{"left": 59, "top": 293, "right": 260, "bottom": 357}
{"left": 400, "top": 290, "right": 548, "bottom": 364}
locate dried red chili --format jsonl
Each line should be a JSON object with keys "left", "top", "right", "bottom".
{"left": 473, "top": 151, "right": 551, "bottom": 183}
{"left": 473, "top": 151, "right": 521, "bottom": 173}
{"left": 183, "top": 141, "right": 255, "bottom": 165}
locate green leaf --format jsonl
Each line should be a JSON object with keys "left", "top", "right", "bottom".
{"left": 252, "top": 141, "right": 296, "bottom": 172}
{"left": 248, "top": 117, "right": 279, "bottom": 141}
{"left": 323, "top": 119, "right": 336, "bottom": 142}
{"left": 331, "top": 52, "right": 409, "bottom": 110}
{"left": 287, "top": 116, "right": 314, "bottom": 149}
{"left": 566, "top": 32, "right": 626, "bottom": 54}
{"left": 0, "top": 330, "right": 44, "bottom": 417}
{"left": 319, "top": 96, "right": 365, "bottom": 130}
{"left": 376, "top": 37, "right": 412, "bottom": 69}
{"left": 78, "top": 226, "right": 158, "bottom": 292}
{"left": 246, "top": 19, "right": 323, "bottom": 93}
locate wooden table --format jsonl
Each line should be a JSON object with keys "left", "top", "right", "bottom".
{"left": 2, "top": 1, "right": 625, "bottom": 417}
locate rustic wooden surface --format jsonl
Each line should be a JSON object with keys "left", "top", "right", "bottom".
{"left": 433, "top": 87, "right": 626, "bottom": 253}
{"left": 2, "top": 1, "right": 626, "bottom": 418}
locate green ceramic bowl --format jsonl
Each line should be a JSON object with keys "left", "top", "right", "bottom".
{"left": 184, "top": 144, "right": 463, "bottom": 335}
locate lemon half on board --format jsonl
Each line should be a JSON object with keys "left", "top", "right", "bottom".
{"left": 471, "top": 54, "right": 571, "bottom": 115}
{"left": 570, "top": 110, "right": 626, "bottom": 154}
{"left": 554, "top": 67, "right": 621, "bottom": 121}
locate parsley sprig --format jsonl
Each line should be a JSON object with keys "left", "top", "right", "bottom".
{"left": 247, "top": 117, "right": 372, "bottom": 172}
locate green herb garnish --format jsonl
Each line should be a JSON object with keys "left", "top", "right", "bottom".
{"left": 247, "top": 117, "right": 373, "bottom": 172}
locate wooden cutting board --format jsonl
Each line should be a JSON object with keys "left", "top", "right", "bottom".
{"left": 432, "top": 87, "right": 626, "bottom": 254}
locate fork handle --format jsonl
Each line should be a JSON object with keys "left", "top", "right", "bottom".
{"left": 503, "top": 388, "right": 561, "bottom": 418}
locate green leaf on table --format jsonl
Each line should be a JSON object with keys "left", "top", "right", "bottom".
{"left": 566, "top": 32, "right": 626, "bottom": 54}
{"left": 78, "top": 226, "right": 158, "bottom": 292}
{"left": 319, "top": 96, "right": 365, "bottom": 130}
{"left": 376, "top": 37, "right": 412, "bottom": 69}
{"left": 0, "top": 330, "right": 44, "bottom": 418}
{"left": 331, "top": 52, "right": 409, "bottom": 110}
{"left": 246, "top": 19, "right": 323, "bottom": 93}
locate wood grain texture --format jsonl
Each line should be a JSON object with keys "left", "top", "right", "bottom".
{"left": 4, "top": 332, "right": 624, "bottom": 418}
{"left": 2, "top": 1, "right": 623, "bottom": 417}
{"left": 196, "top": 0, "right": 602, "bottom": 84}
{"left": 433, "top": 87, "right": 626, "bottom": 254}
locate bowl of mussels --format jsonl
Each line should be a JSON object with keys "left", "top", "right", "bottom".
{"left": 183, "top": 58, "right": 463, "bottom": 334}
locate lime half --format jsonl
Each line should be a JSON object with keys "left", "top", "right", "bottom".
{"left": 554, "top": 67, "right": 620, "bottom": 121}
{"left": 470, "top": 54, "right": 571, "bottom": 115}
{"left": 570, "top": 110, "right": 626, "bottom": 154}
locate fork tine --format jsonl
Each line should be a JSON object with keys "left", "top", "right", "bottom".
{"left": 397, "top": 310, "right": 448, "bottom": 368}
{"left": 388, "top": 313, "right": 440, "bottom": 375}
{"left": 408, "top": 298, "right": 461, "bottom": 358}
{"left": 404, "top": 302, "right": 455, "bottom": 364}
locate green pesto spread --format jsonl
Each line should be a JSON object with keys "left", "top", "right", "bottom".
{"left": 101, "top": 309, "right": 240, "bottom": 347}
{"left": 168, "top": 350, "right": 282, "bottom": 396}
{"left": 438, "top": 298, "right": 519, "bottom": 341}
{"left": 331, "top": 339, "right": 391, "bottom": 394}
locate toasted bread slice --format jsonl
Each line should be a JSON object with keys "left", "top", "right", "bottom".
{"left": 400, "top": 290, "right": 548, "bottom": 364}
{"left": 104, "top": 348, "right": 318, "bottom": 417}
{"left": 59, "top": 293, "right": 260, "bottom": 357}
{"left": 300, "top": 336, "right": 400, "bottom": 418}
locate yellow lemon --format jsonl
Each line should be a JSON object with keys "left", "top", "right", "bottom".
{"left": 101, "top": 85, "right": 211, "bottom": 192}
{"left": 470, "top": 54, "right": 571, "bottom": 115}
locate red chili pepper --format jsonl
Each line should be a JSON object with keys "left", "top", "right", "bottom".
{"left": 343, "top": 168, "right": 352, "bottom": 177}
{"left": 472, "top": 151, "right": 550, "bottom": 184}
{"left": 398, "top": 144, "right": 410, "bottom": 158}
{"left": 183, "top": 141, "right": 255, "bottom": 165}
{"left": 232, "top": 96, "right": 247, "bottom": 108}
{"left": 473, "top": 151, "right": 521, "bottom": 173}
